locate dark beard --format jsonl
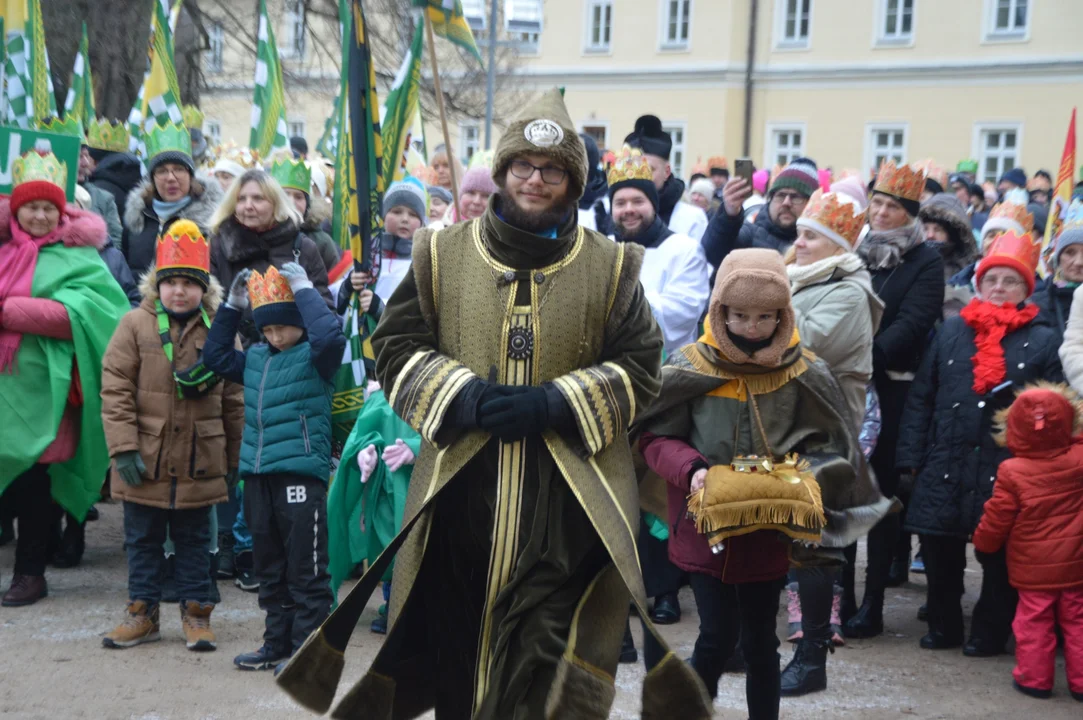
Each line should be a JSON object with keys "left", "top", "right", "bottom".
{"left": 497, "top": 188, "right": 575, "bottom": 234}
{"left": 614, "top": 214, "right": 651, "bottom": 240}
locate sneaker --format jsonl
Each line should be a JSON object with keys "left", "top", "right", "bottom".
{"left": 371, "top": 614, "right": 387, "bottom": 634}
{"left": 235, "top": 644, "right": 291, "bottom": 671}
{"left": 233, "top": 551, "right": 259, "bottom": 592}
{"left": 830, "top": 584, "right": 845, "bottom": 647}
{"left": 180, "top": 601, "right": 217, "bottom": 651}
{"left": 910, "top": 551, "right": 926, "bottom": 574}
{"left": 103, "top": 601, "right": 161, "bottom": 649}
{"left": 786, "top": 582, "right": 803, "bottom": 641}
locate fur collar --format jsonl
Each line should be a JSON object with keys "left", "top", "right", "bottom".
{"left": 214, "top": 217, "right": 302, "bottom": 264}
{"left": 301, "top": 194, "right": 331, "bottom": 233}
{"left": 0, "top": 198, "right": 108, "bottom": 250}
{"left": 137, "top": 267, "right": 224, "bottom": 313}
{"left": 124, "top": 171, "right": 224, "bottom": 234}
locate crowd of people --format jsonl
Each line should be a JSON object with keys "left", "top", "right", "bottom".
{"left": 3, "top": 88, "right": 1083, "bottom": 720}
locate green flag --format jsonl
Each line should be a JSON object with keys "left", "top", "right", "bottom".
{"left": 316, "top": 0, "right": 349, "bottom": 159}
{"left": 3, "top": 0, "right": 58, "bottom": 128}
{"left": 412, "top": 0, "right": 483, "bottom": 63}
{"left": 380, "top": 22, "right": 424, "bottom": 184}
{"left": 63, "top": 22, "right": 95, "bottom": 130}
{"left": 250, "top": 0, "right": 289, "bottom": 156}
{"left": 127, "top": 0, "right": 184, "bottom": 154}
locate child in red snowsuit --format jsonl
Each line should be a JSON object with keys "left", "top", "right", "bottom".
{"left": 973, "top": 384, "right": 1083, "bottom": 702}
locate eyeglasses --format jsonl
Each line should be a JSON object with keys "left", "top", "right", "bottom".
{"left": 153, "top": 165, "right": 187, "bottom": 180}
{"left": 772, "top": 191, "right": 808, "bottom": 207}
{"left": 980, "top": 276, "right": 1026, "bottom": 290}
{"left": 725, "top": 316, "right": 781, "bottom": 330}
{"left": 509, "top": 159, "right": 567, "bottom": 186}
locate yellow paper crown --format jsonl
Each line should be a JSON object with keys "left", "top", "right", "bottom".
{"left": 12, "top": 150, "right": 67, "bottom": 190}
{"left": 607, "top": 145, "right": 654, "bottom": 186}
{"left": 86, "top": 118, "right": 131, "bottom": 153}
{"left": 247, "top": 266, "right": 296, "bottom": 309}
{"left": 873, "top": 159, "right": 926, "bottom": 203}
{"left": 182, "top": 104, "right": 205, "bottom": 129}
{"left": 800, "top": 189, "right": 867, "bottom": 248}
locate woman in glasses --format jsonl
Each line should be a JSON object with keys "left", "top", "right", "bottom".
{"left": 899, "top": 230, "right": 1062, "bottom": 656}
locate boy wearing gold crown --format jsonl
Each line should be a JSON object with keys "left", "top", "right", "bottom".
{"left": 99, "top": 220, "right": 244, "bottom": 651}
{"left": 202, "top": 261, "right": 345, "bottom": 671}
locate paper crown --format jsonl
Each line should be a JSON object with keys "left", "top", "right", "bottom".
{"left": 215, "top": 143, "right": 261, "bottom": 170}
{"left": 86, "top": 118, "right": 131, "bottom": 153}
{"left": 915, "top": 159, "right": 948, "bottom": 191}
{"left": 182, "top": 104, "right": 205, "bottom": 129}
{"left": 707, "top": 156, "right": 728, "bottom": 171}
{"left": 988, "top": 189, "right": 1035, "bottom": 234}
{"left": 248, "top": 266, "right": 296, "bottom": 310}
{"left": 12, "top": 150, "right": 67, "bottom": 191}
{"left": 156, "top": 219, "right": 210, "bottom": 275}
{"left": 37, "top": 115, "right": 84, "bottom": 140}
{"left": 145, "top": 121, "right": 191, "bottom": 161}
{"left": 798, "top": 189, "right": 867, "bottom": 248}
{"left": 956, "top": 159, "right": 979, "bottom": 174}
{"left": 983, "top": 229, "right": 1041, "bottom": 277}
{"left": 873, "top": 159, "right": 926, "bottom": 203}
{"left": 607, "top": 145, "right": 654, "bottom": 186}
{"left": 269, "top": 155, "right": 312, "bottom": 193}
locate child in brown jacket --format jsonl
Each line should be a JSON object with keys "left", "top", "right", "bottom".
{"left": 100, "top": 220, "right": 244, "bottom": 651}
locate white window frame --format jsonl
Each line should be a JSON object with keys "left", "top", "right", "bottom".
{"left": 763, "top": 122, "right": 807, "bottom": 169}
{"left": 973, "top": 123, "right": 1024, "bottom": 184}
{"left": 774, "top": 0, "right": 812, "bottom": 50}
{"left": 875, "top": 0, "right": 914, "bottom": 47}
{"left": 579, "top": 122, "right": 609, "bottom": 151}
{"left": 205, "top": 21, "right": 224, "bottom": 73}
{"left": 459, "top": 122, "right": 481, "bottom": 163}
{"left": 658, "top": 0, "right": 693, "bottom": 51}
{"left": 205, "top": 120, "right": 222, "bottom": 146}
{"left": 287, "top": 119, "right": 306, "bottom": 141}
{"left": 505, "top": 0, "right": 542, "bottom": 53}
{"left": 461, "top": 0, "right": 486, "bottom": 31}
{"left": 662, "top": 122, "right": 688, "bottom": 181}
{"left": 584, "top": 0, "right": 613, "bottom": 54}
{"left": 863, "top": 123, "right": 909, "bottom": 177}
{"left": 983, "top": 0, "right": 1030, "bottom": 42}
{"left": 282, "top": 0, "right": 306, "bottom": 59}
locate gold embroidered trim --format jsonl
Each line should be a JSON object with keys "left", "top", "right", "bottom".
{"left": 680, "top": 345, "right": 809, "bottom": 396}
{"left": 605, "top": 242, "right": 625, "bottom": 325}
{"left": 471, "top": 219, "right": 586, "bottom": 275}
{"left": 430, "top": 230, "right": 441, "bottom": 315}
{"left": 603, "top": 361, "right": 636, "bottom": 424}
{"left": 389, "top": 350, "right": 429, "bottom": 409}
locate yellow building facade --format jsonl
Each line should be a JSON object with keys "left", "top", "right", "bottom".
{"left": 200, "top": 0, "right": 1083, "bottom": 185}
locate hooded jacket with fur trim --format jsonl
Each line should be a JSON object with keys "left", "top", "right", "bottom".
{"left": 973, "top": 384, "right": 1083, "bottom": 590}
{"left": 122, "top": 171, "right": 224, "bottom": 282}
{"left": 100, "top": 270, "right": 245, "bottom": 510}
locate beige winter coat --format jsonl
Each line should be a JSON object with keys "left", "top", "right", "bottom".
{"left": 1060, "top": 284, "right": 1083, "bottom": 395}
{"left": 789, "top": 255, "right": 885, "bottom": 432}
{"left": 101, "top": 272, "right": 244, "bottom": 510}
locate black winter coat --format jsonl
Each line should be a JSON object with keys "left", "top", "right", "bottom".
{"left": 99, "top": 239, "right": 140, "bottom": 308}
{"left": 88, "top": 152, "right": 143, "bottom": 222}
{"left": 871, "top": 242, "right": 945, "bottom": 380}
{"left": 899, "top": 312, "right": 1064, "bottom": 538}
{"left": 123, "top": 173, "right": 224, "bottom": 280}
{"left": 1031, "top": 282, "right": 1074, "bottom": 340}
{"left": 701, "top": 204, "right": 796, "bottom": 268}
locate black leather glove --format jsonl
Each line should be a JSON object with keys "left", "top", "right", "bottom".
{"left": 478, "top": 385, "right": 549, "bottom": 441}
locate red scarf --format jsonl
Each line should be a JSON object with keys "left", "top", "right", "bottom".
{"left": 960, "top": 298, "right": 1039, "bottom": 395}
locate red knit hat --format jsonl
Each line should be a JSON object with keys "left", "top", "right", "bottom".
{"left": 10, "top": 150, "right": 67, "bottom": 215}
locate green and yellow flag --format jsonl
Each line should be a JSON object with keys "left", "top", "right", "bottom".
{"left": 63, "top": 22, "right": 95, "bottom": 131}
{"left": 380, "top": 22, "right": 423, "bottom": 183}
{"left": 412, "top": 0, "right": 483, "bottom": 63}
{"left": 2, "top": 0, "right": 58, "bottom": 128}
{"left": 127, "top": 0, "right": 184, "bottom": 154}
{"left": 316, "top": 0, "right": 349, "bottom": 160}
{"left": 250, "top": 0, "right": 289, "bottom": 156}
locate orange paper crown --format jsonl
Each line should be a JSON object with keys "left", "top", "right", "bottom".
{"left": 707, "top": 156, "right": 728, "bottom": 171}
{"left": 607, "top": 145, "right": 654, "bottom": 186}
{"left": 248, "top": 266, "right": 296, "bottom": 309}
{"left": 983, "top": 229, "right": 1041, "bottom": 278}
{"left": 988, "top": 196, "right": 1035, "bottom": 235}
{"left": 798, "top": 189, "right": 867, "bottom": 248}
{"left": 156, "top": 219, "right": 210, "bottom": 275}
{"left": 914, "top": 159, "right": 948, "bottom": 191}
{"left": 873, "top": 159, "right": 926, "bottom": 203}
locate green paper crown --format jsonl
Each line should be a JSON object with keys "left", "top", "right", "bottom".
{"left": 145, "top": 121, "right": 192, "bottom": 162}
{"left": 37, "top": 115, "right": 84, "bottom": 141}
{"left": 270, "top": 156, "right": 312, "bottom": 193}
{"left": 86, "top": 118, "right": 131, "bottom": 153}
{"left": 182, "top": 104, "right": 205, "bottom": 129}
{"left": 12, "top": 150, "right": 67, "bottom": 190}
{"left": 956, "top": 159, "right": 979, "bottom": 174}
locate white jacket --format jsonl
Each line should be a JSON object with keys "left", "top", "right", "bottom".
{"left": 668, "top": 201, "right": 708, "bottom": 242}
{"left": 1060, "top": 284, "right": 1083, "bottom": 393}
{"left": 633, "top": 232, "right": 711, "bottom": 354}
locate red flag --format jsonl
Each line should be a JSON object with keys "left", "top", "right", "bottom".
{"left": 1041, "top": 107, "right": 1076, "bottom": 277}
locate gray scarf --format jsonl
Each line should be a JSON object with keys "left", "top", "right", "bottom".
{"left": 379, "top": 233, "right": 412, "bottom": 257}
{"left": 857, "top": 221, "right": 925, "bottom": 270}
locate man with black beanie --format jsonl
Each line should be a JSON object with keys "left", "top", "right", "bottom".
{"left": 625, "top": 114, "right": 708, "bottom": 241}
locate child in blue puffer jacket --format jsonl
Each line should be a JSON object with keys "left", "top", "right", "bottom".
{"left": 203, "top": 262, "right": 346, "bottom": 673}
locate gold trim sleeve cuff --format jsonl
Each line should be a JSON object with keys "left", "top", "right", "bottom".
{"left": 389, "top": 350, "right": 480, "bottom": 445}
{"left": 552, "top": 361, "right": 637, "bottom": 457}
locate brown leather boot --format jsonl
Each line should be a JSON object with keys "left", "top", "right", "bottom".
{"left": 2, "top": 574, "right": 47, "bottom": 607}
{"left": 181, "top": 601, "right": 217, "bottom": 651}
{"left": 103, "top": 601, "right": 161, "bottom": 648}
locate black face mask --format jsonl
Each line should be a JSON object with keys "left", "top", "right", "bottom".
{"left": 726, "top": 328, "right": 776, "bottom": 356}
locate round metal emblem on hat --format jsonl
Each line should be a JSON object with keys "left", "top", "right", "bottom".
{"left": 524, "top": 119, "right": 564, "bottom": 148}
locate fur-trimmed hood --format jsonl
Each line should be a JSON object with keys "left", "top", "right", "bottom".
{"left": 0, "top": 196, "right": 108, "bottom": 250}
{"left": 919, "top": 192, "right": 978, "bottom": 276}
{"left": 123, "top": 170, "right": 224, "bottom": 234}
{"left": 301, "top": 193, "right": 332, "bottom": 233}
{"left": 137, "top": 266, "right": 225, "bottom": 314}
{"left": 994, "top": 381, "right": 1083, "bottom": 454}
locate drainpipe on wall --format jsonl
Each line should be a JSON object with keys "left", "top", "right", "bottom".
{"left": 743, "top": 0, "right": 759, "bottom": 157}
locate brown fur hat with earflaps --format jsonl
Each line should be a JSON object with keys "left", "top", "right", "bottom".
{"left": 491, "top": 87, "right": 588, "bottom": 202}
{"left": 708, "top": 248, "right": 796, "bottom": 368}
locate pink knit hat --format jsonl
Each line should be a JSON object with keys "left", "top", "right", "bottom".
{"left": 752, "top": 169, "right": 769, "bottom": 195}
{"left": 829, "top": 175, "right": 869, "bottom": 212}
{"left": 461, "top": 166, "right": 498, "bottom": 196}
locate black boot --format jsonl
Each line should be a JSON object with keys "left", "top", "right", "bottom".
{"left": 217, "top": 533, "right": 235, "bottom": 579}
{"left": 619, "top": 621, "right": 637, "bottom": 663}
{"left": 780, "top": 639, "right": 830, "bottom": 696}
{"left": 650, "top": 592, "right": 680, "bottom": 625}
{"left": 51, "top": 516, "right": 85, "bottom": 569}
{"left": 842, "top": 597, "right": 883, "bottom": 639}
{"left": 886, "top": 554, "right": 908, "bottom": 588}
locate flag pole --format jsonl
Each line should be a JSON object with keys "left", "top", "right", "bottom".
{"left": 423, "top": 12, "right": 462, "bottom": 219}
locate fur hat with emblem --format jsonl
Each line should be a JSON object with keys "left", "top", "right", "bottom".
{"left": 708, "top": 248, "right": 796, "bottom": 368}
{"left": 492, "top": 87, "right": 587, "bottom": 201}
